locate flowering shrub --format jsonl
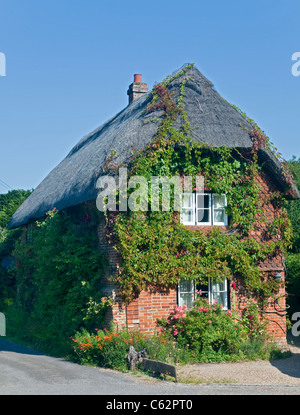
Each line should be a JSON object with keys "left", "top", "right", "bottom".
{"left": 239, "top": 300, "right": 268, "bottom": 341}
{"left": 72, "top": 304, "right": 281, "bottom": 369}
{"left": 71, "top": 328, "right": 180, "bottom": 370}
{"left": 158, "top": 299, "right": 249, "bottom": 361}
{"left": 72, "top": 329, "right": 132, "bottom": 370}
{"left": 158, "top": 296, "right": 276, "bottom": 362}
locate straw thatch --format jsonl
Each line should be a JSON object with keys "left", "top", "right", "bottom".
{"left": 8, "top": 64, "right": 299, "bottom": 229}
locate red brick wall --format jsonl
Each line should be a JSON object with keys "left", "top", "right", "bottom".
{"left": 230, "top": 171, "right": 287, "bottom": 347}
{"left": 96, "top": 169, "right": 288, "bottom": 347}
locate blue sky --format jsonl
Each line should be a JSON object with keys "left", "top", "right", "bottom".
{"left": 0, "top": 0, "right": 299, "bottom": 193}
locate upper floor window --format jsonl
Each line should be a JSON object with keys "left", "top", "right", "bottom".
{"left": 180, "top": 193, "right": 228, "bottom": 226}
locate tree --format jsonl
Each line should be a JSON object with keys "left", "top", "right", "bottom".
{"left": 286, "top": 157, "right": 300, "bottom": 316}
{"left": 0, "top": 190, "right": 32, "bottom": 229}
{"left": 0, "top": 189, "right": 32, "bottom": 309}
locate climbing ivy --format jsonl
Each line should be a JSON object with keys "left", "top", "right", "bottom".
{"left": 104, "top": 66, "right": 293, "bottom": 307}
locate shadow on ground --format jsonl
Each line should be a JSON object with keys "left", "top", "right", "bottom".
{"left": 0, "top": 338, "right": 43, "bottom": 356}
{"left": 269, "top": 330, "right": 300, "bottom": 380}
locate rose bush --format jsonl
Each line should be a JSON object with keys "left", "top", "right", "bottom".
{"left": 158, "top": 298, "right": 247, "bottom": 361}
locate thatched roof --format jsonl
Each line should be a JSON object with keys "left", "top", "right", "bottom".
{"left": 8, "top": 64, "right": 300, "bottom": 229}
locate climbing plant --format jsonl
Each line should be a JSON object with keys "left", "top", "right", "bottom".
{"left": 103, "top": 65, "right": 293, "bottom": 306}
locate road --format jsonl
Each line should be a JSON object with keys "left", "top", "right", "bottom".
{"left": 0, "top": 338, "right": 300, "bottom": 395}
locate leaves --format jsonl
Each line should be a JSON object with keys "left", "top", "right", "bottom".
{"left": 108, "top": 76, "right": 292, "bottom": 306}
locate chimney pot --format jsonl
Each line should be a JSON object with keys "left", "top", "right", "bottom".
{"left": 134, "top": 74, "right": 142, "bottom": 83}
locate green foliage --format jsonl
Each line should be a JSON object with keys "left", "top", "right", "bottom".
{"left": 105, "top": 76, "right": 292, "bottom": 307}
{"left": 157, "top": 297, "right": 278, "bottom": 363}
{"left": 71, "top": 328, "right": 181, "bottom": 370}
{"left": 0, "top": 189, "right": 32, "bottom": 228}
{"left": 286, "top": 157, "right": 300, "bottom": 316}
{"left": 0, "top": 189, "right": 31, "bottom": 310}
{"left": 158, "top": 299, "right": 244, "bottom": 359}
{"left": 5, "top": 206, "right": 111, "bottom": 355}
{"left": 286, "top": 157, "right": 300, "bottom": 253}
{"left": 72, "top": 311, "right": 281, "bottom": 369}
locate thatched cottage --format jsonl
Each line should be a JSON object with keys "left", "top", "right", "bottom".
{"left": 9, "top": 64, "right": 300, "bottom": 347}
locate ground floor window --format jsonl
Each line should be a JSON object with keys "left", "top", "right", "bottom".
{"left": 177, "top": 278, "right": 229, "bottom": 309}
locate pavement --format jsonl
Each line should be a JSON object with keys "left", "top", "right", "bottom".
{"left": 0, "top": 336, "right": 300, "bottom": 395}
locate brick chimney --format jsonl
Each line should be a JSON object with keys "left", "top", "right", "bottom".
{"left": 127, "top": 74, "right": 148, "bottom": 104}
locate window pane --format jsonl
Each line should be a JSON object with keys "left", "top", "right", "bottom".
{"left": 213, "top": 194, "right": 226, "bottom": 208}
{"left": 197, "top": 194, "right": 210, "bottom": 209}
{"left": 214, "top": 209, "right": 225, "bottom": 223}
{"left": 179, "top": 293, "right": 194, "bottom": 308}
{"left": 211, "top": 279, "right": 228, "bottom": 308}
{"left": 179, "top": 280, "right": 194, "bottom": 308}
{"left": 211, "top": 291, "right": 227, "bottom": 308}
{"left": 182, "top": 194, "right": 193, "bottom": 208}
{"left": 179, "top": 279, "right": 194, "bottom": 293}
{"left": 197, "top": 209, "right": 210, "bottom": 223}
{"left": 196, "top": 283, "right": 209, "bottom": 299}
{"left": 182, "top": 209, "right": 194, "bottom": 223}
{"left": 212, "top": 280, "right": 226, "bottom": 292}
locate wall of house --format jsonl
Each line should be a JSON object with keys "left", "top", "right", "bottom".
{"left": 96, "top": 169, "right": 289, "bottom": 348}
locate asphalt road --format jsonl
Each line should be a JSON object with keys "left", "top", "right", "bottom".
{"left": 0, "top": 338, "right": 300, "bottom": 395}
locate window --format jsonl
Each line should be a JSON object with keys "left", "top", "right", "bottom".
{"left": 177, "top": 279, "right": 195, "bottom": 309}
{"left": 180, "top": 193, "right": 228, "bottom": 226}
{"left": 178, "top": 278, "right": 229, "bottom": 310}
{"left": 181, "top": 193, "right": 195, "bottom": 225}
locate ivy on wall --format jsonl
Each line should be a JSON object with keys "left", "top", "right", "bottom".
{"left": 104, "top": 65, "right": 293, "bottom": 307}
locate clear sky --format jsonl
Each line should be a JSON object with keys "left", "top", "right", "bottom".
{"left": 0, "top": 0, "right": 299, "bottom": 193}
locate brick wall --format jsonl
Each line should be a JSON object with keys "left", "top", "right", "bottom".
{"left": 230, "top": 170, "right": 288, "bottom": 347}
{"left": 96, "top": 169, "right": 288, "bottom": 347}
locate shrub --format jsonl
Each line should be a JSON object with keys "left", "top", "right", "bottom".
{"left": 5, "top": 206, "right": 111, "bottom": 356}
{"left": 71, "top": 305, "right": 284, "bottom": 370}
{"left": 71, "top": 328, "right": 186, "bottom": 370}
{"left": 158, "top": 299, "right": 246, "bottom": 362}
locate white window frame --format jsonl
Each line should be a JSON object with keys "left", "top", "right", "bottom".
{"left": 180, "top": 193, "right": 195, "bottom": 225}
{"left": 212, "top": 194, "right": 228, "bottom": 226}
{"left": 210, "top": 278, "right": 228, "bottom": 310}
{"left": 177, "top": 279, "right": 196, "bottom": 309}
{"left": 180, "top": 192, "right": 228, "bottom": 227}
{"left": 178, "top": 278, "right": 228, "bottom": 310}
